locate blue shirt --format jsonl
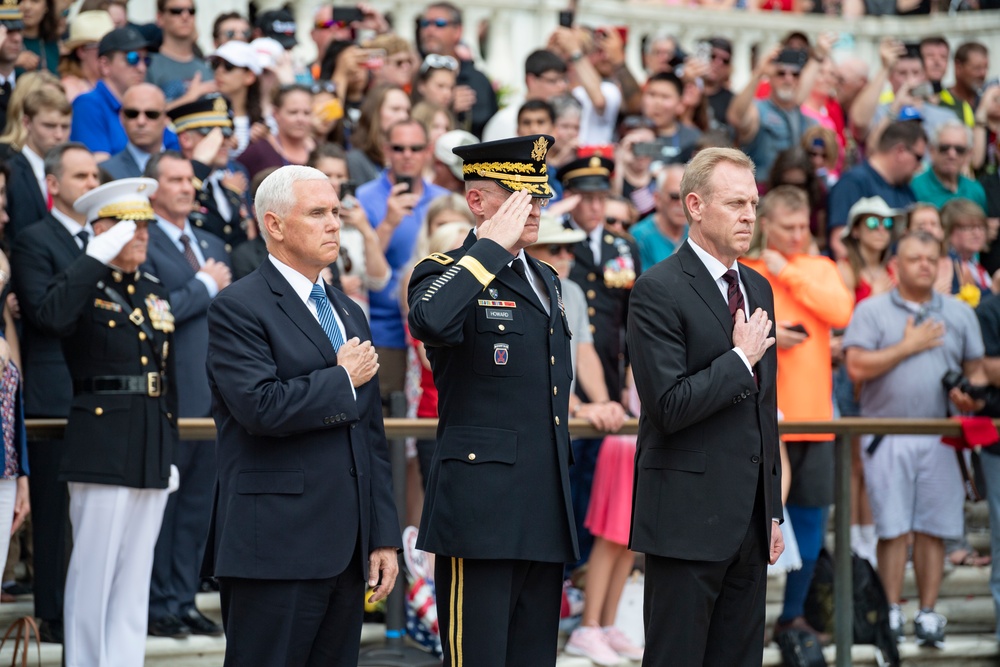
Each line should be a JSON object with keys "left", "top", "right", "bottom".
{"left": 71, "top": 81, "right": 179, "bottom": 156}
{"left": 910, "top": 168, "right": 988, "bottom": 211}
{"left": 742, "top": 99, "right": 815, "bottom": 182}
{"left": 630, "top": 215, "right": 687, "bottom": 269}
{"left": 357, "top": 171, "right": 448, "bottom": 349}
{"left": 827, "top": 160, "right": 915, "bottom": 233}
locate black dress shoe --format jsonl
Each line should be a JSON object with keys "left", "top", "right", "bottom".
{"left": 148, "top": 614, "right": 192, "bottom": 639}
{"left": 38, "top": 619, "right": 63, "bottom": 644}
{"left": 181, "top": 608, "right": 223, "bottom": 637}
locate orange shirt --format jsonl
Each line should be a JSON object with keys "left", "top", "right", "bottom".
{"left": 740, "top": 254, "right": 853, "bottom": 441}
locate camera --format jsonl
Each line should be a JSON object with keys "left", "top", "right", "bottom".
{"left": 942, "top": 370, "right": 990, "bottom": 401}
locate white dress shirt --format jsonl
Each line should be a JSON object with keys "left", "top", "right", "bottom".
{"left": 155, "top": 217, "right": 218, "bottom": 297}
{"left": 50, "top": 207, "right": 93, "bottom": 249}
{"left": 22, "top": 145, "right": 46, "bottom": 201}
{"left": 509, "top": 250, "right": 550, "bottom": 315}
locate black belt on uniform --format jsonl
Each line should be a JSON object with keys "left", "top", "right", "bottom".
{"left": 74, "top": 372, "right": 165, "bottom": 397}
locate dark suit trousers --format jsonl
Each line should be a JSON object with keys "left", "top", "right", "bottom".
{"left": 642, "top": 476, "right": 769, "bottom": 667}
{"left": 150, "top": 439, "right": 216, "bottom": 618}
{"left": 435, "top": 557, "right": 563, "bottom": 667}
{"left": 28, "top": 438, "right": 70, "bottom": 621}
{"left": 219, "top": 543, "right": 364, "bottom": 667}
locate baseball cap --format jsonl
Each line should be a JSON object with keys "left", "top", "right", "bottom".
{"left": 255, "top": 8, "right": 297, "bottom": 50}
{"left": 98, "top": 26, "right": 149, "bottom": 57}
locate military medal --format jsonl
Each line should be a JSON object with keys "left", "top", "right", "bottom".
{"left": 145, "top": 295, "right": 176, "bottom": 333}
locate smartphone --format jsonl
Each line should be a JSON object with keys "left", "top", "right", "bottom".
{"left": 395, "top": 175, "right": 414, "bottom": 193}
{"left": 910, "top": 82, "right": 935, "bottom": 100}
{"left": 340, "top": 181, "right": 357, "bottom": 209}
{"left": 332, "top": 6, "right": 364, "bottom": 24}
{"left": 632, "top": 142, "right": 663, "bottom": 158}
{"left": 558, "top": 10, "right": 574, "bottom": 27}
{"left": 695, "top": 41, "right": 712, "bottom": 65}
{"left": 786, "top": 323, "right": 809, "bottom": 338}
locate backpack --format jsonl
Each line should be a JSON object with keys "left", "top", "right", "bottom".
{"left": 804, "top": 548, "right": 900, "bottom": 667}
{"left": 776, "top": 627, "right": 827, "bottom": 667}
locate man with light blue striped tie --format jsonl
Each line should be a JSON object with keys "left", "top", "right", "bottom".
{"left": 205, "top": 165, "right": 402, "bottom": 667}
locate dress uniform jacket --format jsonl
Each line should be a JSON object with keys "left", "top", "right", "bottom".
{"left": 191, "top": 160, "right": 249, "bottom": 254}
{"left": 407, "top": 231, "right": 578, "bottom": 563}
{"left": 34, "top": 255, "right": 177, "bottom": 489}
{"left": 567, "top": 227, "right": 640, "bottom": 403}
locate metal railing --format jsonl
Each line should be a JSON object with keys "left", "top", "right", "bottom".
{"left": 26, "top": 416, "right": 979, "bottom": 666}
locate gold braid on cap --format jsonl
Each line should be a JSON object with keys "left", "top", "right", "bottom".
{"left": 96, "top": 201, "right": 155, "bottom": 221}
{"left": 499, "top": 180, "right": 551, "bottom": 195}
{"left": 463, "top": 161, "right": 542, "bottom": 176}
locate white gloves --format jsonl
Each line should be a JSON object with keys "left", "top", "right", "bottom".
{"left": 86, "top": 220, "right": 136, "bottom": 265}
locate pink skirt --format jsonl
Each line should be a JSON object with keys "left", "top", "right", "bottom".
{"left": 584, "top": 434, "right": 637, "bottom": 546}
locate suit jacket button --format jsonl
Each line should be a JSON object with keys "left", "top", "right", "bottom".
{"left": 554, "top": 416, "right": 560, "bottom": 425}
{"left": 732, "top": 398, "right": 738, "bottom": 404}
{"left": 550, "top": 328, "right": 554, "bottom": 335}
{"left": 351, "top": 424, "right": 356, "bottom": 429}
{"left": 751, "top": 455, "right": 760, "bottom": 464}
{"left": 108, "top": 320, "right": 116, "bottom": 328}
{"left": 349, "top": 467, "right": 357, "bottom": 476}
{"left": 339, "top": 412, "right": 346, "bottom": 419}
{"left": 468, "top": 453, "right": 476, "bottom": 461}
{"left": 498, "top": 324, "right": 505, "bottom": 331}
{"left": 550, "top": 356, "right": 555, "bottom": 365}
{"left": 323, "top": 417, "right": 331, "bottom": 424}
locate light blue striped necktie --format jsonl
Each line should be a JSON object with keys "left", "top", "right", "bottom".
{"left": 309, "top": 283, "right": 345, "bottom": 351}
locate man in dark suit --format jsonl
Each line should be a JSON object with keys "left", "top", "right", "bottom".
{"left": 10, "top": 142, "right": 100, "bottom": 642}
{"left": 35, "top": 177, "right": 177, "bottom": 667}
{"left": 171, "top": 96, "right": 251, "bottom": 254}
{"left": 627, "top": 147, "right": 784, "bottom": 667}
{"left": 99, "top": 83, "right": 170, "bottom": 180}
{"left": 205, "top": 165, "right": 400, "bottom": 666}
{"left": 408, "top": 135, "right": 578, "bottom": 666}
{"left": 6, "top": 87, "right": 72, "bottom": 243}
{"left": 142, "top": 151, "right": 231, "bottom": 639}
{"left": 0, "top": 2, "right": 24, "bottom": 136}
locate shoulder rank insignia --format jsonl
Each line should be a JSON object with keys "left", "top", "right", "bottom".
{"left": 536, "top": 259, "right": 558, "bottom": 275}
{"left": 422, "top": 252, "right": 454, "bottom": 265}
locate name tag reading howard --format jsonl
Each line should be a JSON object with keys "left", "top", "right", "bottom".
{"left": 485, "top": 309, "right": 513, "bottom": 321}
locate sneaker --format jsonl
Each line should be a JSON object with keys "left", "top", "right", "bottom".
{"left": 603, "top": 626, "right": 643, "bottom": 660}
{"left": 565, "top": 625, "right": 621, "bottom": 666}
{"left": 889, "top": 604, "right": 905, "bottom": 644}
{"left": 914, "top": 609, "right": 946, "bottom": 648}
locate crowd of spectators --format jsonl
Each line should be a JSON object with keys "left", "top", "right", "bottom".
{"left": 0, "top": 0, "right": 998, "bottom": 661}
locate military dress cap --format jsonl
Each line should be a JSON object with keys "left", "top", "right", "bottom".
{"left": 98, "top": 26, "right": 149, "bottom": 57}
{"left": 169, "top": 95, "right": 234, "bottom": 133}
{"left": 0, "top": 0, "right": 23, "bottom": 30}
{"left": 559, "top": 155, "right": 615, "bottom": 193}
{"left": 73, "top": 177, "right": 158, "bottom": 224}
{"left": 452, "top": 134, "right": 555, "bottom": 199}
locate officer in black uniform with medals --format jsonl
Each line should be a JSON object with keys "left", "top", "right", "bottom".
{"left": 35, "top": 178, "right": 178, "bottom": 667}
{"left": 408, "top": 134, "right": 578, "bottom": 667}
{"left": 168, "top": 95, "right": 251, "bottom": 254}
{"left": 559, "top": 155, "right": 640, "bottom": 569}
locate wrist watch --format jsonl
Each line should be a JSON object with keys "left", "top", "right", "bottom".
{"left": 569, "top": 51, "right": 584, "bottom": 63}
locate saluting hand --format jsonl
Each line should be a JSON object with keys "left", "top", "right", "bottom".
{"left": 478, "top": 189, "right": 534, "bottom": 253}
{"left": 733, "top": 307, "right": 775, "bottom": 367}
{"left": 86, "top": 220, "right": 137, "bottom": 265}
{"left": 338, "top": 337, "right": 379, "bottom": 387}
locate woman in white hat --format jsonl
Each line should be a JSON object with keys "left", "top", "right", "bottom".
{"left": 58, "top": 10, "right": 114, "bottom": 101}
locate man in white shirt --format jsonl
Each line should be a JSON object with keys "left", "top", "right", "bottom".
{"left": 547, "top": 28, "right": 621, "bottom": 145}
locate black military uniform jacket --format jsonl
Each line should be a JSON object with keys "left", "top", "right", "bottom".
{"left": 191, "top": 160, "right": 249, "bottom": 254}
{"left": 408, "top": 231, "right": 578, "bottom": 563}
{"left": 35, "top": 255, "right": 178, "bottom": 489}
{"left": 567, "top": 225, "right": 641, "bottom": 403}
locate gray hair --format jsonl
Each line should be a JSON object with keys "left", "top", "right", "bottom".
{"left": 644, "top": 31, "right": 678, "bottom": 57}
{"left": 255, "top": 165, "right": 330, "bottom": 242}
{"left": 931, "top": 119, "right": 972, "bottom": 148}
{"left": 655, "top": 164, "right": 686, "bottom": 190}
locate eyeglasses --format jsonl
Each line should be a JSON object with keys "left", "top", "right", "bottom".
{"left": 166, "top": 6, "right": 196, "bottom": 16}
{"left": 936, "top": 143, "right": 968, "bottom": 155}
{"left": 604, "top": 217, "right": 629, "bottom": 227}
{"left": 122, "top": 108, "right": 163, "bottom": 120}
{"left": 775, "top": 68, "right": 800, "bottom": 79}
{"left": 420, "top": 54, "right": 459, "bottom": 74}
{"left": 953, "top": 223, "right": 986, "bottom": 232}
{"left": 195, "top": 126, "right": 234, "bottom": 138}
{"left": 389, "top": 144, "right": 426, "bottom": 153}
{"left": 221, "top": 29, "right": 252, "bottom": 41}
{"left": 861, "top": 216, "right": 894, "bottom": 231}
{"left": 419, "top": 18, "right": 457, "bottom": 28}
{"left": 310, "top": 81, "right": 336, "bottom": 95}
{"left": 545, "top": 244, "right": 573, "bottom": 255}
{"left": 124, "top": 51, "right": 151, "bottom": 68}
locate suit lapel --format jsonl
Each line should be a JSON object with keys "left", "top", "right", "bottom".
{"left": 326, "top": 284, "right": 362, "bottom": 342}
{"left": 149, "top": 224, "right": 196, "bottom": 276}
{"left": 260, "top": 260, "right": 339, "bottom": 367}
{"left": 678, "top": 243, "right": 734, "bottom": 339}
{"left": 14, "top": 154, "right": 46, "bottom": 213}
{"left": 494, "top": 262, "right": 546, "bottom": 313}
{"left": 46, "top": 215, "right": 83, "bottom": 258}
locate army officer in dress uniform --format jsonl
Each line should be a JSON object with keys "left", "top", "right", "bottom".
{"left": 408, "top": 134, "right": 578, "bottom": 667}
{"left": 35, "top": 178, "right": 178, "bottom": 667}
{"left": 168, "top": 95, "right": 251, "bottom": 254}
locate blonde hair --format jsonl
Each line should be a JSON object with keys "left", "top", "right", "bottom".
{"left": 679, "top": 147, "right": 755, "bottom": 223}
{"left": 746, "top": 185, "right": 809, "bottom": 258}
{"left": 942, "top": 197, "right": 986, "bottom": 238}
{"left": 412, "top": 193, "right": 474, "bottom": 262}
{"left": 428, "top": 221, "right": 473, "bottom": 255}
{"left": 0, "top": 72, "right": 65, "bottom": 150}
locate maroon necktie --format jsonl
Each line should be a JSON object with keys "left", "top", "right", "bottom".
{"left": 722, "top": 269, "right": 745, "bottom": 319}
{"left": 179, "top": 234, "right": 201, "bottom": 272}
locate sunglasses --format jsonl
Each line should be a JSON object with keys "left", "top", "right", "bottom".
{"left": 122, "top": 108, "right": 163, "bottom": 120}
{"left": 221, "top": 29, "right": 252, "bottom": 41}
{"left": 545, "top": 244, "right": 573, "bottom": 255}
{"left": 775, "top": 68, "right": 801, "bottom": 79}
{"left": 419, "top": 18, "right": 457, "bottom": 28}
{"left": 196, "top": 126, "right": 234, "bottom": 138}
{"left": 861, "top": 216, "right": 894, "bottom": 231}
{"left": 389, "top": 144, "right": 426, "bottom": 153}
{"left": 212, "top": 59, "right": 242, "bottom": 72}
{"left": 166, "top": 6, "right": 196, "bottom": 15}
{"left": 937, "top": 143, "right": 968, "bottom": 155}
{"left": 666, "top": 192, "right": 682, "bottom": 201}
{"left": 604, "top": 217, "right": 629, "bottom": 227}
{"left": 314, "top": 18, "right": 337, "bottom": 29}
{"left": 311, "top": 81, "right": 337, "bottom": 95}
{"left": 908, "top": 147, "right": 926, "bottom": 161}
{"left": 420, "top": 54, "right": 459, "bottom": 74}
{"left": 124, "top": 51, "right": 151, "bottom": 67}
